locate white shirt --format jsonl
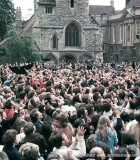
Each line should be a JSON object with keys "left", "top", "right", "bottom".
{"left": 61, "top": 105, "right": 76, "bottom": 114}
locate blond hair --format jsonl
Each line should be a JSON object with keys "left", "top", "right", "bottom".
{"left": 97, "top": 115, "right": 110, "bottom": 141}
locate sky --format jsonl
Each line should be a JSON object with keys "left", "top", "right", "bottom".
{"left": 12, "top": 0, "right": 125, "bottom": 20}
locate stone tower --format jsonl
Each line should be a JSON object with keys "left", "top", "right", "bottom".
{"left": 33, "top": 0, "right": 103, "bottom": 62}
{"left": 15, "top": 7, "right": 22, "bottom": 30}
{"left": 126, "top": 0, "right": 131, "bottom": 6}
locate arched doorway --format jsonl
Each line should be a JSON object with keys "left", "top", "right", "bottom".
{"left": 42, "top": 53, "right": 58, "bottom": 63}
{"left": 79, "top": 54, "right": 94, "bottom": 63}
{"left": 59, "top": 54, "right": 77, "bottom": 63}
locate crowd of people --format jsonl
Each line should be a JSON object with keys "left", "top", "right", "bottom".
{"left": 0, "top": 60, "right": 140, "bottom": 160}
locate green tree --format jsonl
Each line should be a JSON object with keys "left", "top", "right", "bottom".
{"left": 7, "top": 32, "right": 41, "bottom": 64}
{"left": 0, "top": 31, "right": 41, "bottom": 64}
{"left": 0, "top": 0, "right": 15, "bottom": 40}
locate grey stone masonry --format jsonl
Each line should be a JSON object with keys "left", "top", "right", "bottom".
{"left": 32, "top": 0, "right": 103, "bottom": 62}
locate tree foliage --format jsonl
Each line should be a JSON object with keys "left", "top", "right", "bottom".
{"left": 0, "top": 32, "right": 41, "bottom": 64}
{"left": 0, "top": 0, "right": 15, "bottom": 40}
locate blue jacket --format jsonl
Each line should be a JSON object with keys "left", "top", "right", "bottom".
{"left": 94, "top": 127, "right": 118, "bottom": 153}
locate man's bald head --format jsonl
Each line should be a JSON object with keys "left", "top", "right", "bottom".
{"left": 90, "top": 147, "right": 106, "bottom": 160}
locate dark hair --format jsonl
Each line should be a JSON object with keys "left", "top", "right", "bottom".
{"left": 73, "top": 118, "right": 84, "bottom": 128}
{"left": 19, "top": 91, "right": 26, "bottom": 100}
{"left": 17, "top": 84, "right": 23, "bottom": 93}
{"left": 22, "top": 148, "right": 38, "bottom": 160}
{"left": 121, "top": 132, "right": 137, "bottom": 146}
{"left": 38, "top": 104, "right": 45, "bottom": 113}
{"left": 24, "top": 122, "right": 34, "bottom": 135}
{"left": 28, "top": 90, "right": 35, "bottom": 99}
{"left": 30, "top": 109, "right": 39, "bottom": 122}
{"left": 119, "top": 92, "right": 125, "bottom": 99}
{"left": 104, "top": 93, "right": 112, "bottom": 99}
{"left": 4, "top": 99, "right": 12, "bottom": 109}
{"left": 113, "top": 147, "right": 128, "bottom": 160}
{"left": 52, "top": 132, "right": 63, "bottom": 148}
{"left": 120, "top": 111, "right": 129, "bottom": 123}
{"left": 86, "top": 104, "right": 94, "bottom": 115}
{"left": 55, "top": 114, "right": 68, "bottom": 128}
{"left": 90, "top": 115, "right": 101, "bottom": 129}
{"left": 69, "top": 114, "right": 77, "bottom": 125}
{"left": 93, "top": 92, "right": 100, "bottom": 101}
{"left": 73, "top": 88, "right": 80, "bottom": 94}
{"left": 24, "top": 85, "right": 31, "bottom": 94}
{"left": 101, "top": 102, "right": 111, "bottom": 112}
{"left": 2, "top": 129, "right": 17, "bottom": 147}
{"left": 40, "top": 122, "right": 52, "bottom": 140}
{"left": 77, "top": 107, "right": 86, "bottom": 119}
{"left": 0, "top": 109, "right": 4, "bottom": 118}
{"left": 82, "top": 94, "right": 89, "bottom": 104}
{"left": 129, "top": 111, "right": 135, "bottom": 121}
{"left": 72, "top": 95, "right": 81, "bottom": 104}
{"left": 64, "top": 99, "right": 72, "bottom": 106}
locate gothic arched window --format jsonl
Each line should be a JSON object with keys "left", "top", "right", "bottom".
{"left": 71, "top": 0, "right": 74, "bottom": 8}
{"left": 53, "top": 34, "right": 58, "bottom": 49}
{"left": 65, "top": 23, "right": 79, "bottom": 47}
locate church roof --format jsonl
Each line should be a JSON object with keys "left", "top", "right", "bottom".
{"left": 89, "top": 5, "right": 115, "bottom": 16}
{"left": 38, "top": 0, "right": 56, "bottom": 5}
{"left": 121, "top": 0, "right": 140, "bottom": 12}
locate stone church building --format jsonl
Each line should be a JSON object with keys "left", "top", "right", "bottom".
{"left": 32, "top": 0, "right": 103, "bottom": 63}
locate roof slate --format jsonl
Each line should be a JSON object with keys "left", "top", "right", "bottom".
{"left": 121, "top": 0, "right": 140, "bottom": 12}
{"left": 89, "top": 5, "right": 115, "bottom": 16}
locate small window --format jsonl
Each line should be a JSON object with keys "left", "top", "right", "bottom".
{"left": 71, "top": 0, "right": 74, "bottom": 8}
{"left": 53, "top": 35, "right": 58, "bottom": 49}
{"left": 45, "top": 7, "right": 52, "bottom": 14}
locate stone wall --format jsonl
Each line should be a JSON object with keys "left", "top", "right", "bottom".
{"left": 32, "top": 0, "right": 103, "bottom": 62}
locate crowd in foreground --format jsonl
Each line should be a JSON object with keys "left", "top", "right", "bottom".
{"left": 0, "top": 60, "right": 140, "bottom": 160}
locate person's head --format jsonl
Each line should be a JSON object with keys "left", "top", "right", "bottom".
{"left": 89, "top": 114, "right": 101, "bottom": 131}
{"left": 2, "top": 129, "right": 18, "bottom": 147}
{"left": 129, "top": 111, "right": 135, "bottom": 121}
{"left": 134, "top": 110, "right": 140, "bottom": 124}
{"left": 102, "top": 102, "right": 112, "bottom": 112}
{"left": 24, "top": 122, "right": 35, "bottom": 135}
{"left": 72, "top": 95, "right": 81, "bottom": 104}
{"left": 91, "top": 141, "right": 111, "bottom": 158}
{"left": 0, "top": 151, "right": 9, "bottom": 160}
{"left": 93, "top": 92, "right": 100, "bottom": 102}
{"left": 97, "top": 115, "right": 110, "bottom": 141}
{"left": 47, "top": 152, "right": 63, "bottom": 160}
{"left": 52, "top": 132, "right": 69, "bottom": 148}
{"left": 30, "top": 109, "right": 43, "bottom": 122}
{"left": 54, "top": 114, "right": 68, "bottom": 128}
{"left": 4, "top": 99, "right": 12, "bottom": 109}
{"left": 77, "top": 107, "right": 86, "bottom": 119}
{"left": 19, "top": 91, "right": 26, "bottom": 100}
{"left": 40, "top": 122, "right": 52, "bottom": 139}
{"left": 86, "top": 104, "right": 94, "bottom": 115}
{"left": 25, "top": 85, "right": 32, "bottom": 95}
{"left": 121, "top": 132, "right": 137, "bottom": 146}
{"left": 120, "top": 111, "right": 129, "bottom": 123}
{"left": 64, "top": 99, "right": 72, "bottom": 106}
{"left": 28, "top": 90, "right": 36, "bottom": 99}
{"left": 20, "top": 143, "right": 40, "bottom": 160}
{"left": 73, "top": 118, "right": 84, "bottom": 129}
{"left": 82, "top": 94, "right": 89, "bottom": 104}
{"left": 113, "top": 147, "right": 129, "bottom": 160}
{"left": 90, "top": 147, "right": 106, "bottom": 160}
{"left": 119, "top": 91, "right": 125, "bottom": 100}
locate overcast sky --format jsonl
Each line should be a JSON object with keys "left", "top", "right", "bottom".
{"left": 12, "top": 0, "right": 125, "bottom": 20}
